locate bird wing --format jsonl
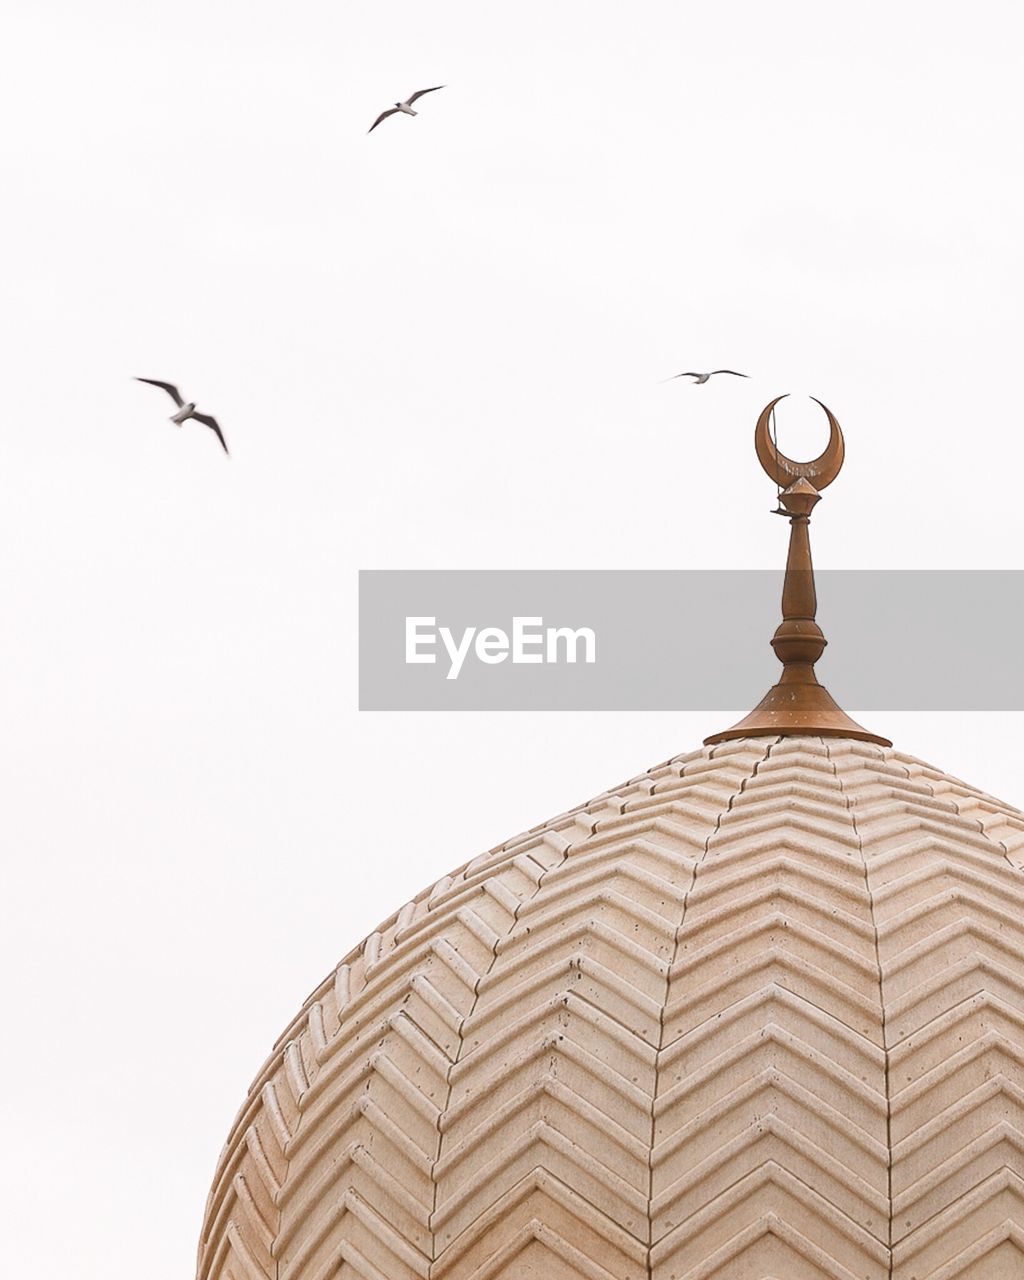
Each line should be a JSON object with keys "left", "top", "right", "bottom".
{"left": 193, "top": 413, "right": 229, "bottom": 455}
{"left": 407, "top": 85, "right": 445, "bottom": 104}
{"left": 710, "top": 370, "right": 748, "bottom": 377}
{"left": 368, "top": 107, "right": 400, "bottom": 132}
{"left": 136, "top": 377, "right": 184, "bottom": 407}
{"left": 663, "top": 372, "right": 702, "bottom": 381}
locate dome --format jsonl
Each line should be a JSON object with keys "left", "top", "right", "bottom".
{"left": 196, "top": 735, "right": 1024, "bottom": 1280}
{"left": 195, "top": 401, "right": 1024, "bottom": 1278}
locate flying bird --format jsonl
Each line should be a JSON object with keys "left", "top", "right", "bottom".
{"left": 135, "top": 379, "right": 229, "bottom": 455}
{"left": 660, "top": 371, "right": 747, "bottom": 384}
{"left": 664, "top": 370, "right": 749, "bottom": 385}
{"left": 368, "top": 86, "right": 445, "bottom": 133}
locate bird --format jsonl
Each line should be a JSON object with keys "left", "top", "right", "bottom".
{"left": 368, "top": 86, "right": 445, "bottom": 133}
{"left": 664, "top": 369, "right": 749, "bottom": 385}
{"left": 135, "top": 379, "right": 229, "bottom": 455}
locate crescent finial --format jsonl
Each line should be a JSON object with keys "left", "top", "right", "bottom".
{"left": 705, "top": 394, "right": 889, "bottom": 747}
{"left": 754, "top": 395, "right": 845, "bottom": 492}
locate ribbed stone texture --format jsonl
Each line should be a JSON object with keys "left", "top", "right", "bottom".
{"left": 197, "top": 736, "right": 1024, "bottom": 1280}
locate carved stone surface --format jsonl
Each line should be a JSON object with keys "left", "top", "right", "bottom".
{"left": 196, "top": 735, "right": 1024, "bottom": 1279}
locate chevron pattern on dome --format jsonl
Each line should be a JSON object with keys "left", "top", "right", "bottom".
{"left": 195, "top": 736, "right": 1024, "bottom": 1280}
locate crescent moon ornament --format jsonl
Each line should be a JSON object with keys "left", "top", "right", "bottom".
{"left": 754, "top": 395, "right": 845, "bottom": 492}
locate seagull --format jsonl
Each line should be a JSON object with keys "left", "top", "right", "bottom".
{"left": 135, "top": 379, "right": 229, "bottom": 455}
{"left": 664, "top": 370, "right": 749, "bottom": 385}
{"left": 368, "top": 86, "right": 445, "bottom": 133}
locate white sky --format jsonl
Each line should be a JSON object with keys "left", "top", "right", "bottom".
{"left": 2, "top": 2, "right": 1023, "bottom": 1275}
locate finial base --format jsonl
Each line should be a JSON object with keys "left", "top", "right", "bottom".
{"left": 704, "top": 680, "right": 891, "bottom": 747}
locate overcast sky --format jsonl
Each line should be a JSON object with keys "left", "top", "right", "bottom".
{"left": 2, "top": 2, "right": 1023, "bottom": 1276}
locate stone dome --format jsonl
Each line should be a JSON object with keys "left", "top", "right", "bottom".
{"left": 196, "top": 734, "right": 1024, "bottom": 1280}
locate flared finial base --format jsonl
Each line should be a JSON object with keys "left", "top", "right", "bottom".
{"left": 704, "top": 679, "right": 891, "bottom": 746}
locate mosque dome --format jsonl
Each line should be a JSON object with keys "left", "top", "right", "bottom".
{"left": 196, "top": 402, "right": 1024, "bottom": 1280}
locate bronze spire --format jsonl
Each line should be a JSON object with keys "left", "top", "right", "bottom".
{"left": 705, "top": 396, "right": 891, "bottom": 747}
